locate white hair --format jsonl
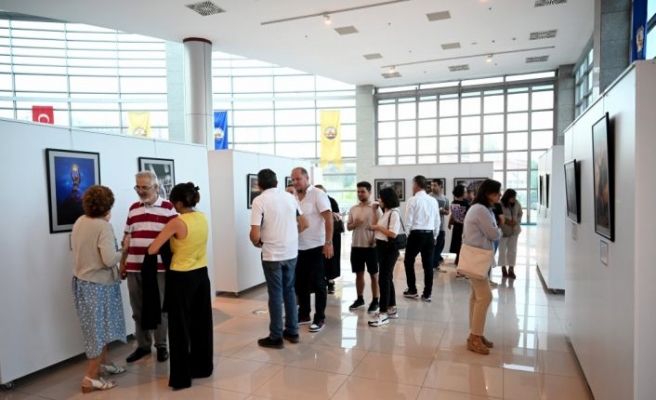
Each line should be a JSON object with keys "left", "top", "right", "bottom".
{"left": 135, "top": 170, "right": 159, "bottom": 186}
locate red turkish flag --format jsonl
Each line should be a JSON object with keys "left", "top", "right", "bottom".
{"left": 32, "top": 106, "right": 54, "bottom": 124}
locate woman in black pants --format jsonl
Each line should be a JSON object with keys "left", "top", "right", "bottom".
{"left": 368, "top": 187, "right": 403, "bottom": 327}
{"left": 449, "top": 184, "right": 468, "bottom": 266}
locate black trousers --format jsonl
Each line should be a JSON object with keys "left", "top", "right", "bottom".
{"left": 376, "top": 240, "right": 399, "bottom": 313}
{"left": 166, "top": 267, "right": 214, "bottom": 389}
{"left": 433, "top": 230, "right": 446, "bottom": 266}
{"left": 450, "top": 223, "right": 464, "bottom": 265}
{"left": 295, "top": 246, "right": 327, "bottom": 323}
{"left": 403, "top": 231, "right": 435, "bottom": 296}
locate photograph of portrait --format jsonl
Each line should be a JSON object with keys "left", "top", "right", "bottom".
{"left": 46, "top": 149, "right": 101, "bottom": 233}
{"left": 427, "top": 178, "right": 447, "bottom": 194}
{"left": 247, "top": 174, "right": 261, "bottom": 209}
{"left": 592, "top": 113, "right": 614, "bottom": 241}
{"left": 453, "top": 178, "right": 487, "bottom": 195}
{"left": 138, "top": 157, "right": 175, "bottom": 200}
{"left": 374, "top": 179, "right": 406, "bottom": 202}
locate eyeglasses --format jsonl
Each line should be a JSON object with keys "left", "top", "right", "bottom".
{"left": 134, "top": 185, "right": 154, "bottom": 191}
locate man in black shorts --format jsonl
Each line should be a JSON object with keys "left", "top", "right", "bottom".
{"left": 347, "top": 181, "right": 383, "bottom": 314}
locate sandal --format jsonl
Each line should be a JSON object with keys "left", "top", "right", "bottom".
{"left": 101, "top": 364, "right": 126, "bottom": 374}
{"left": 81, "top": 376, "right": 117, "bottom": 393}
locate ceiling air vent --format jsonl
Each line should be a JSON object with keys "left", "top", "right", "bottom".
{"left": 186, "top": 1, "right": 225, "bottom": 16}
{"left": 382, "top": 72, "right": 401, "bottom": 79}
{"left": 364, "top": 53, "right": 383, "bottom": 60}
{"left": 448, "top": 64, "right": 469, "bottom": 72}
{"left": 335, "top": 26, "right": 359, "bottom": 35}
{"left": 529, "top": 30, "right": 557, "bottom": 40}
{"left": 526, "top": 55, "right": 549, "bottom": 63}
{"left": 426, "top": 11, "right": 451, "bottom": 22}
{"left": 441, "top": 42, "right": 461, "bottom": 50}
{"left": 534, "top": 0, "right": 567, "bottom": 7}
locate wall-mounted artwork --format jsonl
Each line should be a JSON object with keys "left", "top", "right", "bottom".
{"left": 454, "top": 178, "right": 487, "bottom": 195}
{"left": 247, "top": 174, "right": 261, "bottom": 209}
{"left": 46, "top": 149, "right": 101, "bottom": 233}
{"left": 545, "top": 174, "right": 550, "bottom": 208}
{"left": 564, "top": 160, "right": 581, "bottom": 223}
{"left": 539, "top": 175, "right": 544, "bottom": 205}
{"left": 138, "top": 157, "right": 175, "bottom": 200}
{"left": 427, "top": 178, "right": 447, "bottom": 194}
{"left": 592, "top": 113, "right": 614, "bottom": 241}
{"left": 374, "top": 179, "right": 406, "bottom": 202}
{"left": 285, "top": 176, "right": 293, "bottom": 187}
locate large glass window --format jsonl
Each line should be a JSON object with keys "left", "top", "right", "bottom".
{"left": 574, "top": 44, "right": 594, "bottom": 117}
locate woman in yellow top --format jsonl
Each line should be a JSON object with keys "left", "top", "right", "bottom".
{"left": 148, "top": 182, "right": 213, "bottom": 390}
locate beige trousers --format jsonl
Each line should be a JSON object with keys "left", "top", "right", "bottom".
{"left": 469, "top": 278, "right": 492, "bottom": 336}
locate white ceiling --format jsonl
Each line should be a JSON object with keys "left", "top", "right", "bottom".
{"left": 0, "top": 0, "right": 594, "bottom": 87}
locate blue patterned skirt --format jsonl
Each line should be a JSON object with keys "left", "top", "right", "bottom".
{"left": 72, "top": 277, "right": 126, "bottom": 358}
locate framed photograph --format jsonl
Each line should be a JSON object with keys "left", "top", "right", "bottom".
{"left": 46, "top": 148, "right": 101, "bottom": 233}
{"left": 592, "top": 112, "right": 614, "bottom": 241}
{"left": 285, "top": 176, "right": 292, "bottom": 187}
{"left": 454, "top": 178, "right": 487, "bottom": 195}
{"left": 138, "top": 157, "right": 175, "bottom": 199}
{"left": 545, "top": 174, "right": 550, "bottom": 208}
{"left": 247, "top": 174, "right": 261, "bottom": 209}
{"left": 427, "top": 178, "right": 447, "bottom": 194}
{"left": 539, "top": 175, "right": 544, "bottom": 205}
{"left": 564, "top": 160, "right": 581, "bottom": 223}
{"left": 374, "top": 179, "right": 406, "bottom": 202}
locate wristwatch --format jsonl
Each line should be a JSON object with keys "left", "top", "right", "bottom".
{"left": 325, "top": 240, "right": 333, "bottom": 245}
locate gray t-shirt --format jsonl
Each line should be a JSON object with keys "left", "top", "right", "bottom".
{"left": 430, "top": 193, "right": 450, "bottom": 231}
{"left": 348, "top": 203, "right": 383, "bottom": 248}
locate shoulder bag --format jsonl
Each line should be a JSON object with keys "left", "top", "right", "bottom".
{"left": 387, "top": 210, "right": 407, "bottom": 250}
{"left": 457, "top": 243, "right": 494, "bottom": 280}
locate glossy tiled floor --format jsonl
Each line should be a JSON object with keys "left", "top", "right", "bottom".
{"left": 2, "top": 228, "right": 593, "bottom": 399}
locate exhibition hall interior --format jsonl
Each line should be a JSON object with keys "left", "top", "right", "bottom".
{"left": 1, "top": 0, "right": 655, "bottom": 399}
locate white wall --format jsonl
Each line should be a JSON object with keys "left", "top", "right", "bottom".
{"left": 563, "top": 61, "right": 656, "bottom": 400}
{"left": 536, "top": 146, "right": 566, "bottom": 291}
{"left": 0, "top": 119, "right": 212, "bottom": 384}
{"left": 208, "top": 150, "right": 311, "bottom": 294}
{"left": 369, "top": 162, "right": 493, "bottom": 250}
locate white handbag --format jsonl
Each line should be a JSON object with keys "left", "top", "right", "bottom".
{"left": 457, "top": 243, "right": 494, "bottom": 280}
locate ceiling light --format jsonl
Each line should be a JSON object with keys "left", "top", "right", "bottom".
{"left": 323, "top": 14, "right": 332, "bottom": 25}
{"left": 486, "top": 54, "right": 493, "bottom": 63}
{"left": 388, "top": 66, "right": 397, "bottom": 74}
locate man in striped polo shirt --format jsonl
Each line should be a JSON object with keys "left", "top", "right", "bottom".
{"left": 119, "top": 170, "right": 177, "bottom": 363}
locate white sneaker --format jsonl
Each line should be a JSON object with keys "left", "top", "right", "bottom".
{"left": 387, "top": 307, "right": 399, "bottom": 319}
{"left": 489, "top": 280, "right": 499, "bottom": 288}
{"left": 368, "top": 313, "right": 389, "bottom": 327}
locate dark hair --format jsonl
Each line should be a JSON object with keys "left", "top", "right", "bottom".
{"left": 501, "top": 188, "right": 517, "bottom": 207}
{"left": 432, "top": 179, "right": 443, "bottom": 187}
{"left": 413, "top": 175, "right": 428, "bottom": 190}
{"left": 452, "top": 184, "right": 465, "bottom": 198}
{"left": 257, "top": 169, "right": 277, "bottom": 190}
{"left": 169, "top": 182, "right": 200, "bottom": 207}
{"left": 356, "top": 181, "right": 372, "bottom": 192}
{"left": 82, "top": 185, "right": 114, "bottom": 218}
{"left": 472, "top": 179, "right": 502, "bottom": 207}
{"left": 378, "top": 187, "right": 400, "bottom": 209}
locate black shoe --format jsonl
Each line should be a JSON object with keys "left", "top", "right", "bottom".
{"left": 258, "top": 337, "right": 284, "bottom": 349}
{"left": 283, "top": 331, "right": 300, "bottom": 344}
{"left": 403, "top": 288, "right": 419, "bottom": 298}
{"left": 126, "top": 347, "right": 151, "bottom": 363}
{"left": 156, "top": 346, "right": 169, "bottom": 362}
{"left": 367, "top": 302, "right": 380, "bottom": 314}
{"left": 349, "top": 299, "right": 365, "bottom": 310}
{"left": 327, "top": 281, "right": 335, "bottom": 294}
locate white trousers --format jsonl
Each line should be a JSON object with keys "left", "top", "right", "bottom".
{"left": 498, "top": 234, "right": 519, "bottom": 266}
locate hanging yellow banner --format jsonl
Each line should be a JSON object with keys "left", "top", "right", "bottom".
{"left": 128, "top": 111, "right": 151, "bottom": 137}
{"left": 320, "top": 110, "right": 341, "bottom": 168}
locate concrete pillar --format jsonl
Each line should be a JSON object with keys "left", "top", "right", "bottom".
{"left": 355, "top": 85, "right": 375, "bottom": 183}
{"left": 183, "top": 38, "right": 213, "bottom": 147}
{"left": 555, "top": 64, "right": 575, "bottom": 145}
{"left": 595, "top": 0, "right": 631, "bottom": 93}
{"left": 165, "top": 42, "right": 185, "bottom": 142}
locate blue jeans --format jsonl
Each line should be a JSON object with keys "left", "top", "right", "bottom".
{"left": 262, "top": 258, "right": 298, "bottom": 340}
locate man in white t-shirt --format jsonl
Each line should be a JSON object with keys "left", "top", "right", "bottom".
{"left": 250, "top": 169, "right": 308, "bottom": 349}
{"left": 291, "top": 167, "right": 334, "bottom": 333}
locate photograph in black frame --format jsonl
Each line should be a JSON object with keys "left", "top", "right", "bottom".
{"left": 285, "top": 176, "right": 292, "bottom": 187}
{"left": 374, "top": 179, "right": 405, "bottom": 202}
{"left": 138, "top": 157, "right": 175, "bottom": 199}
{"left": 564, "top": 160, "right": 581, "bottom": 223}
{"left": 545, "top": 174, "right": 550, "bottom": 208}
{"left": 454, "top": 178, "right": 487, "bottom": 196}
{"left": 427, "top": 178, "right": 447, "bottom": 194}
{"left": 46, "top": 148, "right": 101, "bottom": 233}
{"left": 592, "top": 112, "right": 614, "bottom": 241}
{"left": 247, "top": 174, "right": 261, "bottom": 209}
{"left": 539, "top": 175, "right": 544, "bottom": 205}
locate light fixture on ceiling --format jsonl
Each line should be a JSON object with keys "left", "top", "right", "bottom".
{"left": 486, "top": 54, "right": 493, "bottom": 63}
{"left": 323, "top": 14, "right": 332, "bottom": 25}
{"left": 388, "top": 66, "right": 397, "bottom": 74}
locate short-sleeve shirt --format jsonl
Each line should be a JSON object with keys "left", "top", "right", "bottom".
{"left": 124, "top": 197, "right": 178, "bottom": 272}
{"left": 375, "top": 208, "right": 402, "bottom": 242}
{"left": 250, "top": 188, "right": 303, "bottom": 261}
{"left": 298, "top": 185, "right": 332, "bottom": 250}
{"left": 348, "top": 203, "right": 383, "bottom": 248}
{"left": 430, "top": 193, "right": 450, "bottom": 231}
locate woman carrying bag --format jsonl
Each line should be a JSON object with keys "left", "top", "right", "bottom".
{"left": 459, "top": 179, "right": 503, "bottom": 355}
{"left": 498, "top": 189, "right": 523, "bottom": 279}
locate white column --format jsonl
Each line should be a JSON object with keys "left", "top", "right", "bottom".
{"left": 183, "top": 37, "right": 213, "bottom": 147}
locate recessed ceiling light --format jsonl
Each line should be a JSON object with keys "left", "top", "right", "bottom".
{"left": 526, "top": 55, "right": 549, "bottom": 63}
{"left": 382, "top": 71, "right": 402, "bottom": 79}
{"left": 534, "top": 0, "right": 567, "bottom": 7}
{"left": 334, "top": 26, "right": 358, "bottom": 35}
{"left": 530, "top": 30, "right": 557, "bottom": 40}
{"left": 363, "top": 53, "right": 383, "bottom": 60}
{"left": 323, "top": 14, "right": 332, "bottom": 25}
{"left": 441, "top": 42, "right": 461, "bottom": 50}
{"left": 185, "top": 1, "right": 225, "bottom": 16}
{"left": 448, "top": 64, "right": 470, "bottom": 72}
{"left": 486, "top": 54, "right": 493, "bottom": 63}
{"left": 426, "top": 11, "right": 451, "bottom": 22}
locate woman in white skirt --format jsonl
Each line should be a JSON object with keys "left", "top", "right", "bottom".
{"left": 498, "top": 189, "right": 523, "bottom": 279}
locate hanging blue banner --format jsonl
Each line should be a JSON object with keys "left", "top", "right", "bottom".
{"left": 631, "top": 0, "right": 648, "bottom": 62}
{"left": 214, "top": 111, "right": 229, "bottom": 150}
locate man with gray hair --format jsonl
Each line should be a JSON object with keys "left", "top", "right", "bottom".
{"left": 119, "top": 170, "right": 178, "bottom": 363}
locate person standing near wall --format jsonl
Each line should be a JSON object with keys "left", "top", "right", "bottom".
{"left": 499, "top": 189, "right": 523, "bottom": 279}
{"left": 120, "top": 171, "right": 177, "bottom": 364}
{"left": 291, "top": 167, "right": 334, "bottom": 333}
{"left": 249, "top": 169, "right": 308, "bottom": 349}
{"left": 449, "top": 184, "right": 468, "bottom": 267}
{"left": 429, "top": 179, "right": 450, "bottom": 270}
